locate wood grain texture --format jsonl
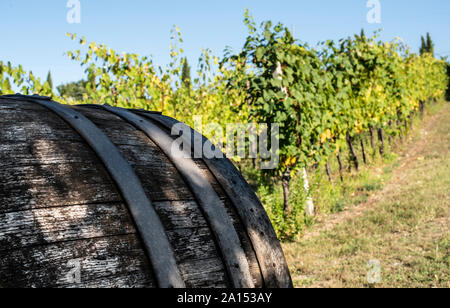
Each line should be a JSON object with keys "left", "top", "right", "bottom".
{"left": 69, "top": 105, "right": 229, "bottom": 287}
{"left": 28, "top": 98, "right": 185, "bottom": 288}
{"left": 0, "top": 163, "right": 121, "bottom": 213}
{"left": 140, "top": 113, "right": 292, "bottom": 288}
{"left": 0, "top": 100, "right": 227, "bottom": 288}
{"left": 0, "top": 203, "right": 135, "bottom": 251}
{"left": 0, "top": 200, "right": 227, "bottom": 288}
{"left": 0, "top": 235, "right": 156, "bottom": 288}
{"left": 97, "top": 106, "right": 254, "bottom": 288}
{"left": 0, "top": 98, "right": 289, "bottom": 288}
{"left": 135, "top": 112, "right": 265, "bottom": 288}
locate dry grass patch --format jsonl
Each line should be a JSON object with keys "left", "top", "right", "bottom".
{"left": 283, "top": 102, "right": 450, "bottom": 288}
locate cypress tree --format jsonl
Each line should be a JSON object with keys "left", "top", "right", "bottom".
{"left": 46, "top": 71, "right": 53, "bottom": 89}
{"left": 360, "top": 29, "right": 366, "bottom": 41}
{"left": 420, "top": 33, "right": 435, "bottom": 57}
{"left": 181, "top": 57, "right": 191, "bottom": 89}
{"left": 420, "top": 36, "right": 427, "bottom": 55}
{"left": 426, "top": 32, "right": 434, "bottom": 56}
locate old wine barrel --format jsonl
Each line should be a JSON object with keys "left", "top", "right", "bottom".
{"left": 0, "top": 94, "right": 292, "bottom": 288}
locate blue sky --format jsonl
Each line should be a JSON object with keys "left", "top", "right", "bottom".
{"left": 1, "top": 0, "right": 449, "bottom": 87}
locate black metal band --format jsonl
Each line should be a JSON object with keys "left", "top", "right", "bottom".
{"left": 1, "top": 95, "right": 185, "bottom": 288}
{"left": 97, "top": 104, "right": 255, "bottom": 288}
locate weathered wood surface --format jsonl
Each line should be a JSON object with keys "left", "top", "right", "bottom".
{"left": 30, "top": 98, "right": 185, "bottom": 287}
{"left": 97, "top": 106, "right": 255, "bottom": 288}
{"left": 0, "top": 235, "right": 156, "bottom": 288}
{"left": 0, "top": 98, "right": 289, "bottom": 288}
{"left": 0, "top": 200, "right": 231, "bottom": 287}
{"left": 141, "top": 113, "right": 293, "bottom": 288}
{"left": 0, "top": 163, "right": 120, "bottom": 213}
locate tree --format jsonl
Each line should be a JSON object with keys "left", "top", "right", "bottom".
{"left": 46, "top": 71, "right": 53, "bottom": 90}
{"left": 57, "top": 79, "right": 88, "bottom": 100}
{"left": 426, "top": 32, "right": 435, "bottom": 57}
{"left": 181, "top": 57, "right": 191, "bottom": 89}
{"left": 420, "top": 33, "right": 434, "bottom": 56}
{"left": 360, "top": 28, "right": 366, "bottom": 41}
{"left": 420, "top": 36, "right": 427, "bottom": 55}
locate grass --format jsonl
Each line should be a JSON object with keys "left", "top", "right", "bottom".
{"left": 282, "top": 101, "right": 450, "bottom": 288}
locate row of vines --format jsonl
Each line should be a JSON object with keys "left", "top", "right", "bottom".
{"left": 1, "top": 11, "right": 448, "bottom": 240}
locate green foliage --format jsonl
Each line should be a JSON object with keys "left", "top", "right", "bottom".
{"left": 223, "top": 15, "right": 446, "bottom": 184}
{"left": 181, "top": 57, "right": 191, "bottom": 89}
{"left": 224, "top": 16, "right": 336, "bottom": 177}
{"left": 0, "top": 61, "right": 53, "bottom": 96}
{"left": 420, "top": 36, "right": 427, "bottom": 55}
{"left": 46, "top": 71, "right": 53, "bottom": 90}
{"left": 426, "top": 32, "right": 435, "bottom": 57}
{"left": 57, "top": 79, "right": 88, "bottom": 100}
{"left": 60, "top": 30, "right": 249, "bottom": 128}
{"left": 420, "top": 32, "right": 435, "bottom": 56}
{"left": 258, "top": 174, "right": 310, "bottom": 242}
{"left": 2, "top": 77, "right": 11, "bottom": 92}
{"left": 222, "top": 12, "right": 447, "bottom": 239}
{"left": 0, "top": 11, "right": 448, "bottom": 242}
{"left": 446, "top": 62, "right": 450, "bottom": 101}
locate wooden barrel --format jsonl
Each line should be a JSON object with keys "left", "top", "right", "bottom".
{"left": 0, "top": 94, "right": 292, "bottom": 288}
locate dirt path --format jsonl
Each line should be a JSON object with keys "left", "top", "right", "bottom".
{"left": 283, "top": 102, "right": 450, "bottom": 288}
